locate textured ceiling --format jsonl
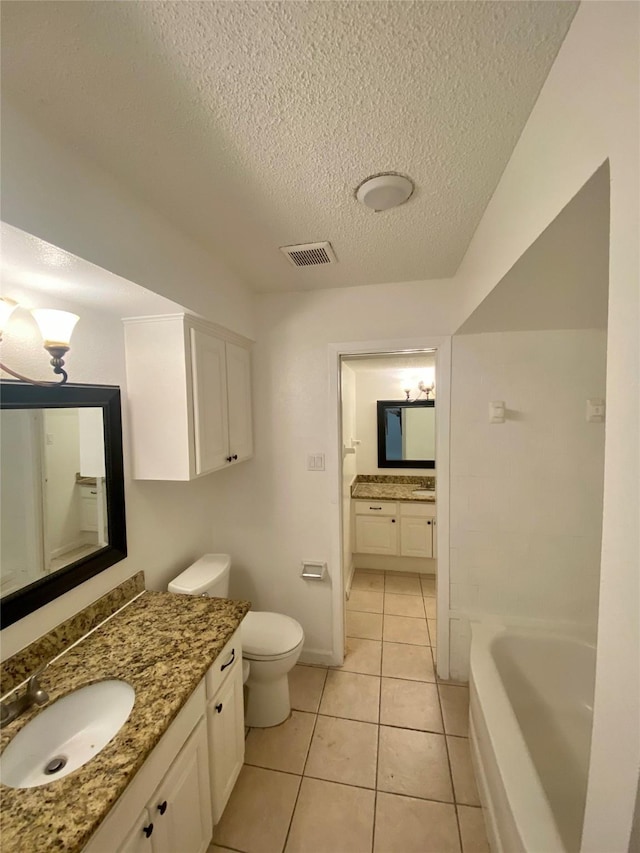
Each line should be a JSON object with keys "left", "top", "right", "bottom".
{"left": 456, "top": 162, "right": 610, "bottom": 334}
{"left": 1, "top": 1, "right": 577, "bottom": 293}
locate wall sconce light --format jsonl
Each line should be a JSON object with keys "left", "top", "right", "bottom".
{"left": 0, "top": 297, "right": 79, "bottom": 385}
{"left": 404, "top": 380, "right": 435, "bottom": 402}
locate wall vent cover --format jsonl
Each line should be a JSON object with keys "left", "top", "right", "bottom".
{"left": 280, "top": 241, "right": 337, "bottom": 267}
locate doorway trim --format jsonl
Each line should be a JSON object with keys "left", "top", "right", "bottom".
{"left": 328, "top": 335, "right": 452, "bottom": 678}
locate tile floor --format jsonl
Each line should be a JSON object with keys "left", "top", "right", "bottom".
{"left": 210, "top": 569, "right": 489, "bottom": 853}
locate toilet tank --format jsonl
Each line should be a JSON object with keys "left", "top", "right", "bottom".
{"left": 168, "top": 553, "right": 231, "bottom": 597}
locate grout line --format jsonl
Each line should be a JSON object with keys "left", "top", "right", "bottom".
{"left": 436, "top": 670, "right": 465, "bottom": 852}
{"left": 372, "top": 642, "right": 384, "bottom": 853}
{"left": 280, "top": 668, "right": 328, "bottom": 852}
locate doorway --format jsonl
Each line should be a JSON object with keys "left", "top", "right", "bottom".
{"left": 328, "top": 337, "right": 452, "bottom": 679}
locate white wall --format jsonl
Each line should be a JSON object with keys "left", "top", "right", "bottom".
{"left": 448, "top": 329, "right": 607, "bottom": 680}
{"left": 352, "top": 359, "right": 436, "bottom": 475}
{"left": 448, "top": 5, "right": 639, "bottom": 848}
{"left": 0, "top": 288, "right": 251, "bottom": 660}
{"left": 43, "top": 409, "right": 83, "bottom": 556}
{"left": 0, "top": 410, "right": 43, "bottom": 593}
{"left": 206, "top": 281, "right": 463, "bottom": 662}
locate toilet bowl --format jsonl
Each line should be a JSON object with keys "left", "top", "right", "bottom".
{"left": 168, "top": 554, "right": 304, "bottom": 728}
{"left": 242, "top": 611, "right": 304, "bottom": 727}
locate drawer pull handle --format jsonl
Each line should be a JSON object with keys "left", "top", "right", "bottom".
{"left": 221, "top": 648, "right": 235, "bottom": 671}
{"left": 226, "top": 455, "right": 233, "bottom": 462}
{"left": 231, "top": 454, "right": 238, "bottom": 461}
{"left": 143, "top": 823, "right": 154, "bottom": 838}
{"left": 215, "top": 703, "right": 223, "bottom": 713}
{"left": 90, "top": 490, "right": 97, "bottom": 495}
{"left": 369, "top": 506, "right": 382, "bottom": 510}
{"left": 157, "top": 801, "right": 168, "bottom": 816}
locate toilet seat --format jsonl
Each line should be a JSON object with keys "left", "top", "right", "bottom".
{"left": 242, "top": 611, "right": 304, "bottom": 660}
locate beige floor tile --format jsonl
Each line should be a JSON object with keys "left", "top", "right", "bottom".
{"left": 347, "top": 589, "right": 384, "bottom": 613}
{"left": 385, "top": 574, "right": 422, "bottom": 595}
{"left": 458, "top": 805, "right": 490, "bottom": 853}
{"left": 285, "top": 777, "right": 375, "bottom": 853}
{"left": 448, "top": 736, "right": 481, "bottom": 806}
{"left": 319, "top": 670, "right": 380, "bottom": 723}
{"left": 347, "top": 610, "right": 383, "bottom": 640}
{"left": 428, "top": 619, "right": 438, "bottom": 647}
{"left": 380, "top": 678, "right": 443, "bottom": 732}
{"left": 420, "top": 575, "right": 437, "bottom": 597}
{"left": 383, "top": 614, "right": 430, "bottom": 645}
{"left": 374, "top": 792, "right": 461, "bottom": 853}
{"left": 305, "top": 715, "right": 378, "bottom": 788}
{"left": 289, "top": 664, "right": 327, "bottom": 713}
{"left": 381, "top": 642, "right": 435, "bottom": 682}
{"left": 332, "top": 637, "right": 382, "bottom": 675}
{"left": 377, "top": 726, "right": 453, "bottom": 802}
{"left": 212, "top": 765, "right": 300, "bottom": 853}
{"left": 423, "top": 596, "right": 438, "bottom": 618}
{"left": 439, "top": 684, "right": 470, "bottom": 736}
{"left": 245, "top": 710, "right": 316, "bottom": 774}
{"left": 351, "top": 570, "right": 385, "bottom": 592}
{"left": 384, "top": 592, "right": 425, "bottom": 618}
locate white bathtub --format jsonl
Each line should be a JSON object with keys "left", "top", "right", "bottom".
{"left": 469, "top": 623, "right": 596, "bottom": 853}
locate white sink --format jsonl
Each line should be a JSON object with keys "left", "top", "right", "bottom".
{"left": 1, "top": 679, "right": 135, "bottom": 789}
{"left": 412, "top": 489, "right": 436, "bottom": 498}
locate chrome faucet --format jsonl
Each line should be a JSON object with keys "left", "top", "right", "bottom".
{"left": 0, "top": 666, "right": 49, "bottom": 728}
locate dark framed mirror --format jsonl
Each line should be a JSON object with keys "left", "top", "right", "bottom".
{"left": 377, "top": 399, "right": 435, "bottom": 469}
{"left": 0, "top": 381, "right": 127, "bottom": 628}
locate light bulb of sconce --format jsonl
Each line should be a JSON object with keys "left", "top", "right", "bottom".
{"left": 0, "top": 298, "right": 19, "bottom": 337}
{"left": 31, "top": 309, "right": 79, "bottom": 348}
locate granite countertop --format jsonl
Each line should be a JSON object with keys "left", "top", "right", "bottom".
{"left": 0, "top": 590, "right": 250, "bottom": 853}
{"left": 351, "top": 483, "right": 436, "bottom": 502}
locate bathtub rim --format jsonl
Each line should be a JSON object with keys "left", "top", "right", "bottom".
{"left": 469, "top": 620, "right": 594, "bottom": 853}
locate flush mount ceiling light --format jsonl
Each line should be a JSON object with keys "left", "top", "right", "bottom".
{"left": 0, "top": 297, "right": 79, "bottom": 385}
{"left": 355, "top": 172, "right": 414, "bottom": 212}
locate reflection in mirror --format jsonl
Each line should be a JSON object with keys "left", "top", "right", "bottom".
{"left": 377, "top": 400, "right": 435, "bottom": 468}
{"left": 0, "top": 382, "right": 126, "bottom": 628}
{"left": 1, "top": 408, "right": 107, "bottom": 597}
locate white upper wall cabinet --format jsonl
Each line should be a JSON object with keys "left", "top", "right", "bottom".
{"left": 124, "top": 314, "right": 253, "bottom": 480}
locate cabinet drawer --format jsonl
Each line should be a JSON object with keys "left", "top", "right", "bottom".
{"left": 354, "top": 500, "right": 397, "bottom": 516}
{"left": 205, "top": 628, "right": 242, "bottom": 700}
{"left": 399, "top": 501, "right": 436, "bottom": 518}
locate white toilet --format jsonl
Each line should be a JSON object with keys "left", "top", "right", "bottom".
{"left": 168, "top": 554, "right": 304, "bottom": 728}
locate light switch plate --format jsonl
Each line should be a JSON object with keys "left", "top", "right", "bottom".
{"left": 307, "top": 453, "right": 325, "bottom": 471}
{"left": 586, "top": 398, "right": 605, "bottom": 422}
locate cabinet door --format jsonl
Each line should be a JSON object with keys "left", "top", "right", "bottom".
{"left": 432, "top": 518, "right": 438, "bottom": 558}
{"left": 209, "top": 664, "right": 245, "bottom": 824}
{"left": 118, "top": 809, "right": 153, "bottom": 853}
{"left": 150, "top": 720, "right": 212, "bottom": 853}
{"left": 190, "top": 329, "right": 229, "bottom": 475}
{"left": 355, "top": 515, "right": 398, "bottom": 555}
{"left": 400, "top": 517, "right": 433, "bottom": 558}
{"left": 225, "top": 342, "right": 253, "bottom": 464}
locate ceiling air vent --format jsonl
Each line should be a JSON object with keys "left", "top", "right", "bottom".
{"left": 280, "top": 241, "right": 337, "bottom": 268}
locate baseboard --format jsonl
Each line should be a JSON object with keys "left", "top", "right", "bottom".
{"left": 50, "top": 538, "right": 87, "bottom": 559}
{"left": 354, "top": 553, "right": 436, "bottom": 574}
{"left": 299, "top": 648, "right": 335, "bottom": 667}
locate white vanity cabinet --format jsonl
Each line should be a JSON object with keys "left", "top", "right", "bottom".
{"left": 84, "top": 628, "right": 245, "bottom": 853}
{"left": 83, "top": 684, "right": 212, "bottom": 853}
{"left": 205, "top": 631, "right": 245, "bottom": 824}
{"left": 124, "top": 314, "right": 253, "bottom": 480}
{"left": 354, "top": 500, "right": 435, "bottom": 558}
{"left": 354, "top": 501, "right": 398, "bottom": 556}
{"left": 399, "top": 501, "right": 435, "bottom": 559}
{"left": 118, "top": 720, "right": 212, "bottom": 853}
